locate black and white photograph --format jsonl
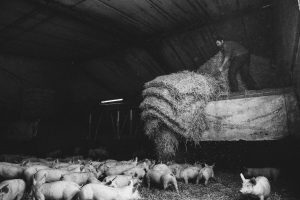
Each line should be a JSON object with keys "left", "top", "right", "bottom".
{"left": 0, "top": 0, "right": 299, "bottom": 199}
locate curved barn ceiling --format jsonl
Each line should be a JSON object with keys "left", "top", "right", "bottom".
{"left": 0, "top": 0, "right": 280, "bottom": 112}
{"left": 0, "top": 0, "right": 270, "bottom": 59}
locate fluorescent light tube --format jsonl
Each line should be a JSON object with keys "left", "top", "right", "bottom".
{"left": 101, "top": 98, "right": 123, "bottom": 104}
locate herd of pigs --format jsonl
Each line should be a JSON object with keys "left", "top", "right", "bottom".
{"left": 0, "top": 153, "right": 280, "bottom": 200}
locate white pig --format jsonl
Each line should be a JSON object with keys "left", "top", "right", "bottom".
{"left": 32, "top": 177, "right": 80, "bottom": 200}
{"left": 145, "top": 169, "right": 178, "bottom": 193}
{"left": 0, "top": 164, "right": 24, "bottom": 179}
{"left": 60, "top": 172, "right": 97, "bottom": 186}
{"left": 161, "top": 173, "right": 179, "bottom": 193}
{"left": 23, "top": 165, "right": 49, "bottom": 185}
{"left": 240, "top": 173, "right": 271, "bottom": 200}
{"left": 122, "top": 162, "right": 148, "bottom": 179}
{"left": 78, "top": 180, "right": 141, "bottom": 200}
{"left": 152, "top": 164, "right": 172, "bottom": 174}
{"left": 34, "top": 168, "right": 80, "bottom": 183}
{"left": 168, "top": 164, "right": 184, "bottom": 179}
{"left": 104, "top": 160, "right": 137, "bottom": 177}
{"left": 179, "top": 166, "right": 202, "bottom": 184}
{"left": 0, "top": 179, "right": 25, "bottom": 200}
{"left": 198, "top": 163, "right": 215, "bottom": 186}
{"left": 103, "top": 175, "right": 140, "bottom": 188}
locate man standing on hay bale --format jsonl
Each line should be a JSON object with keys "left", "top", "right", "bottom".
{"left": 216, "top": 37, "right": 259, "bottom": 92}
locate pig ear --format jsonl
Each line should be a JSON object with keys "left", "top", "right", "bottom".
{"left": 80, "top": 166, "right": 85, "bottom": 172}
{"left": 143, "top": 168, "right": 148, "bottom": 174}
{"left": 205, "top": 163, "right": 209, "bottom": 167}
{"left": 211, "top": 163, "right": 215, "bottom": 168}
{"left": 105, "top": 181, "right": 112, "bottom": 185}
{"left": 132, "top": 182, "right": 139, "bottom": 193}
{"left": 128, "top": 180, "right": 134, "bottom": 186}
{"left": 21, "top": 160, "right": 30, "bottom": 166}
{"left": 240, "top": 173, "right": 246, "bottom": 181}
{"left": 250, "top": 178, "right": 256, "bottom": 185}
{"left": 0, "top": 184, "right": 9, "bottom": 193}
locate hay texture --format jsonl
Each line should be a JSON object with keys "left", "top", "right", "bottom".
{"left": 154, "top": 130, "right": 179, "bottom": 161}
{"left": 140, "top": 51, "right": 232, "bottom": 158}
{"left": 141, "top": 71, "right": 220, "bottom": 143}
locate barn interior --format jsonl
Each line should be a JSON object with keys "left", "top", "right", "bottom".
{"left": 0, "top": 0, "right": 300, "bottom": 199}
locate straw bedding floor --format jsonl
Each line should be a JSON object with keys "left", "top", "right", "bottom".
{"left": 139, "top": 170, "right": 297, "bottom": 200}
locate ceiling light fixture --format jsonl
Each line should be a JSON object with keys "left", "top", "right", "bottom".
{"left": 100, "top": 98, "right": 123, "bottom": 104}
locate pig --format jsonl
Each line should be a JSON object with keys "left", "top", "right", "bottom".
{"left": 78, "top": 180, "right": 141, "bottom": 200}
{"left": 21, "top": 160, "right": 52, "bottom": 167}
{"left": 145, "top": 169, "right": 178, "bottom": 193}
{"left": 0, "top": 162, "right": 22, "bottom": 167}
{"left": 118, "top": 157, "right": 138, "bottom": 165}
{"left": 243, "top": 167, "right": 280, "bottom": 182}
{"left": 168, "top": 163, "right": 191, "bottom": 179}
{"left": 104, "top": 159, "right": 118, "bottom": 163}
{"left": 179, "top": 166, "right": 202, "bottom": 184}
{"left": 97, "top": 161, "right": 118, "bottom": 175}
{"left": 23, "top": 165, "right": 49, "bottom": 186}
{"left": 142, "top": 159, "right": 155, "bottom": 169}
{"left": 161, "top": 173, "right": 179, "bottom": 193}
{"left": 34, "top": 168, "right": 80, "bottom": 184}
{"left": 151, "top": 164, "right": 172, "bottom": 174}
{"left": 21, "top": 157, "right": 49, "bottom": 164}
{"left": 104, "top": 160, "right": 138, "bottom": 177}
{"left": 103, "top": 175, "right": 140, "bottom": 188}
{"left": 198, "top": 163, "right": 215, "bottom": 186}
{"left": 32, "top": 177, "right": 81, "bottom": 200}
{"left": 52, "top": 161, "right": 71, "bottom": 169}
{"left": 60, "top": 172, "right": 97, "bottom": 186}
{"left": 0, "top": 164, "right": 24, "bottom": 179}
{"left": 240, "top": 173, "right": 271, "bottom": 200}
{"left": 89, "top": 161, "right": 104, "bottom": 169}
{"left": 0, "top": 179, "right": 26, "bottom": 200}
{"left": 80, "top": 164, "right": 100, "bottom": 178}
{"left": 56, "top": 164, "right": 83, "bottom": 173}
{"left": 122, "top": 162, "right": 149, "bottom": 179}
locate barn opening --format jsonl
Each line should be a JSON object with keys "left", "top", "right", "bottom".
{"left": 0, "top": 0, "right": 299, "bottom": 199}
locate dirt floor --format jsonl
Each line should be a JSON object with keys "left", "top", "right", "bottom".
{"left": 139, "top": 170, "right": 298, "bottom": 200}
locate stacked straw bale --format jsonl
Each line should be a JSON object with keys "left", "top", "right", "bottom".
{"left": 140, "top": 52, "right": 231, "bottom": 159}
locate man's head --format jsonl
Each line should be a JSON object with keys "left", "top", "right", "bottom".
{"left": 216, "top": 37, "right": 224, "bottom": 47}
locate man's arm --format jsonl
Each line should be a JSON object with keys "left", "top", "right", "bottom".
{"left": 219, "top": 56, "right": 230, "bottom": 72}
{"left": 219, "top": 42, "right": 231, "bottom": 72}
